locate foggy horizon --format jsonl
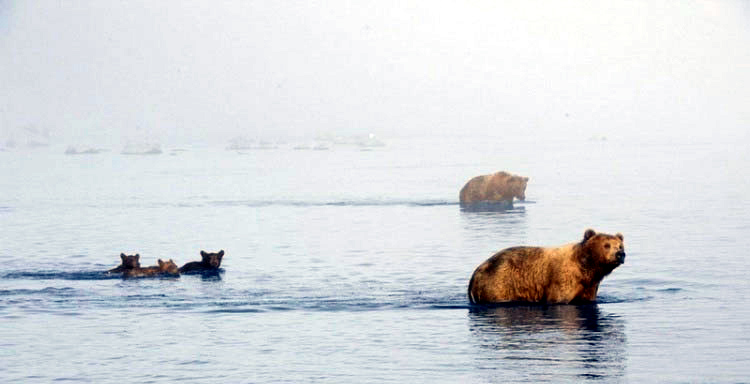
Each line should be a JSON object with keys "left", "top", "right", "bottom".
{"left": 1, "top": 1, "right": 749, "bottom": 146}
{"left": 3, "top": 2, "right": 750, "bottom": 382}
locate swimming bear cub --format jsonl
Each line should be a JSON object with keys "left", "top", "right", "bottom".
{"left": 468, "top": 229, "right": 625, "bottom": 304}
{"left": 179, "top": 250, "right": 224, "bottom": 273}
{"left": 108, "top": 253, "right": 141, "bottom": 273}
{"left": 124, "top": 259, "right": 180, "bottom": 278}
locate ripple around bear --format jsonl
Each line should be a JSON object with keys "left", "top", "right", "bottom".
{"left": 179, "top": 250, "right": 224, "bottom": 274}
{"left": 108, "top": 253, "right": 141, "bottom": 273}
{"left": 124, "top": 259, "right": 180, "bottom": 278}
{"left": 468, "top": 229, "right": 626, "bottom": 304}
{"left": 459, "top": 171, "right": 529, "bottom": 205}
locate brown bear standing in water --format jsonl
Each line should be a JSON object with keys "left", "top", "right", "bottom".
{"left": 468, "top": 229, "right": 625, "bottom": 304}
{"left": 124, "top": 259, "right": 180, "bottom": 278}
{"left": 108, "top": 253, "right": 141, "bottom": 273}
{"left": 459, "top": 171, "right": 529, "bottom": 204}
{"left": 179, "top": 250, "right": 224, "bottom": 273}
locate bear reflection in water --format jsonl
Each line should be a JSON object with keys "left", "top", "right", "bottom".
{"left": 459, "top": 200, "right": 519, "bottom": 213}
{"left": 468, "top": 304, "right": 626, "bottom": 381}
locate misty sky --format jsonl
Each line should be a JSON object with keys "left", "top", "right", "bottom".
{"left": 1, "top": 1, "right": 749, "bottom": 144}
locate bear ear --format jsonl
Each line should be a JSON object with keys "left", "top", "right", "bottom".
{"left": 121, "top": 253, "right": 126, "bottom": 261}
{"left": 200, "top": 250, "right": 207, "bottom": 257}
{"left": 135, "top": 254, "right": 140, "bottom": 260}
{"left": 616, "top": 233, "right": 624, "bottom": 241}
{"left": 218, "top": 250, "right": 224, "bottom": 256}
{"left": 583, "top": 229, "right": 596, "bottom": 242}
{"left": 158, "top": 259, "right": 164, "bottom": 266}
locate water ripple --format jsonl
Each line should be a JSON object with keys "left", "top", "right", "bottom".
{"left": 0, "top": 287, "right": 77, "bottom": 297}
{"left": 208, "top": 198, "right": 457, "bottom": 208}
{"left": 1, "top": 271, "right": 121, "bottom": 281}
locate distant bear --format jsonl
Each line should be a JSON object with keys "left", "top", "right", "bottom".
{"left": 108, "top": 253, "right": 141, "bottom": 273}
{"left": 459, "top": 171, "right": 529, "bottom": 204}
{"left": 468, "top": 229, "right": 625, "bottom": 304}
{"left": 179, "top": 250, "right": 224, "bottom": 273}
{"left": 124, "top": 259, "right": 180, "bottom": 278}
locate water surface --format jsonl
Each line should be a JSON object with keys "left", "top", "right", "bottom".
{"left": 1, "top": 136, "right": 749, "bottom": 382}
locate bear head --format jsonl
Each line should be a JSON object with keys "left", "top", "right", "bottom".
{"left": 200, "top": 250, "right": 224, "bottom": 268}
{"left": 120, "top": 253, "right": 141, "bottom": 269}
{"left": 508, "top": 175, "right": 529, "bottom": 201}
{"left": 487, "top": 172, "right": 529, "bottom": 201}
{"left": 157, "top": 259, "right": 179, "bottom": 275}
{"left": 580, "top": 229, "right": 626, "bottom": 271}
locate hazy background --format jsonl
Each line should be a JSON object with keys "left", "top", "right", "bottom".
{"left": 1, "top": 0, "right": 749, "bottom": 145}
{"left": 3, "top": 2, "right": 750, "bottom": 382}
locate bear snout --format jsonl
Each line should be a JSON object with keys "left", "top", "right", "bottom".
{"left": 615, "top": 250, "right": 626, "bottom": 263}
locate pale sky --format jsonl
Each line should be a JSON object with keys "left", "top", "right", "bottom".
{"left": 1, "top": 0, "right": 749, "bottom": 145}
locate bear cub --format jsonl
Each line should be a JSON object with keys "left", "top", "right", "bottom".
{"left": 179, "top": 250, "right": 225, "bottom": 274}
{"left": 124, "top": 259, "right": 180, "bottom": 278}
{"left": 108, "top": 253, "right": 141, "bottom": 273}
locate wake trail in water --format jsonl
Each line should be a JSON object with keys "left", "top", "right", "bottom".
{"left": 0, "top": 269, "right": 654, "bottom": 313}
{"left": 208, "top": 199, "right": 536, "bottom": 208}
{"left": 1, "top": 270, "right": 122, "bottom": 281}
{"left": 208, "top": 199, "right": 458, "bottom": 208}
{"left": 9, "top": 198, "right": 537, "bottom": 211}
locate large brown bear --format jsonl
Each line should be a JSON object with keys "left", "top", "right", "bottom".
{"left": 459, "top": 171, "right": 529, "bottom": 204}
{"left": 468, "top": 229, "right": 625, "bottom": 304}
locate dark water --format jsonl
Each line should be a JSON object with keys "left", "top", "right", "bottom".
{"left": 1, "top": 136, "right": 749, "bottom": 382}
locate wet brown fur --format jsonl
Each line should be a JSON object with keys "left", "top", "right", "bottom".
{"left": 124, "top": 259, "right": 180, "bottom": 278}
{"left": 179, "top": 250, "right": 224, "bottom": 273}
{"left": 459, "top": 171, "right": 529, "bottom": 204}
{"left": 468, "top": 229, "right": 625, "bottom": 304}
{"left": 108, "top": 253, "right": 141, "bottom": 273}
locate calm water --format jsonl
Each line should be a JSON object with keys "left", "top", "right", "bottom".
{"left": 1, "top": 136, "right": 749, "bottom": 383}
